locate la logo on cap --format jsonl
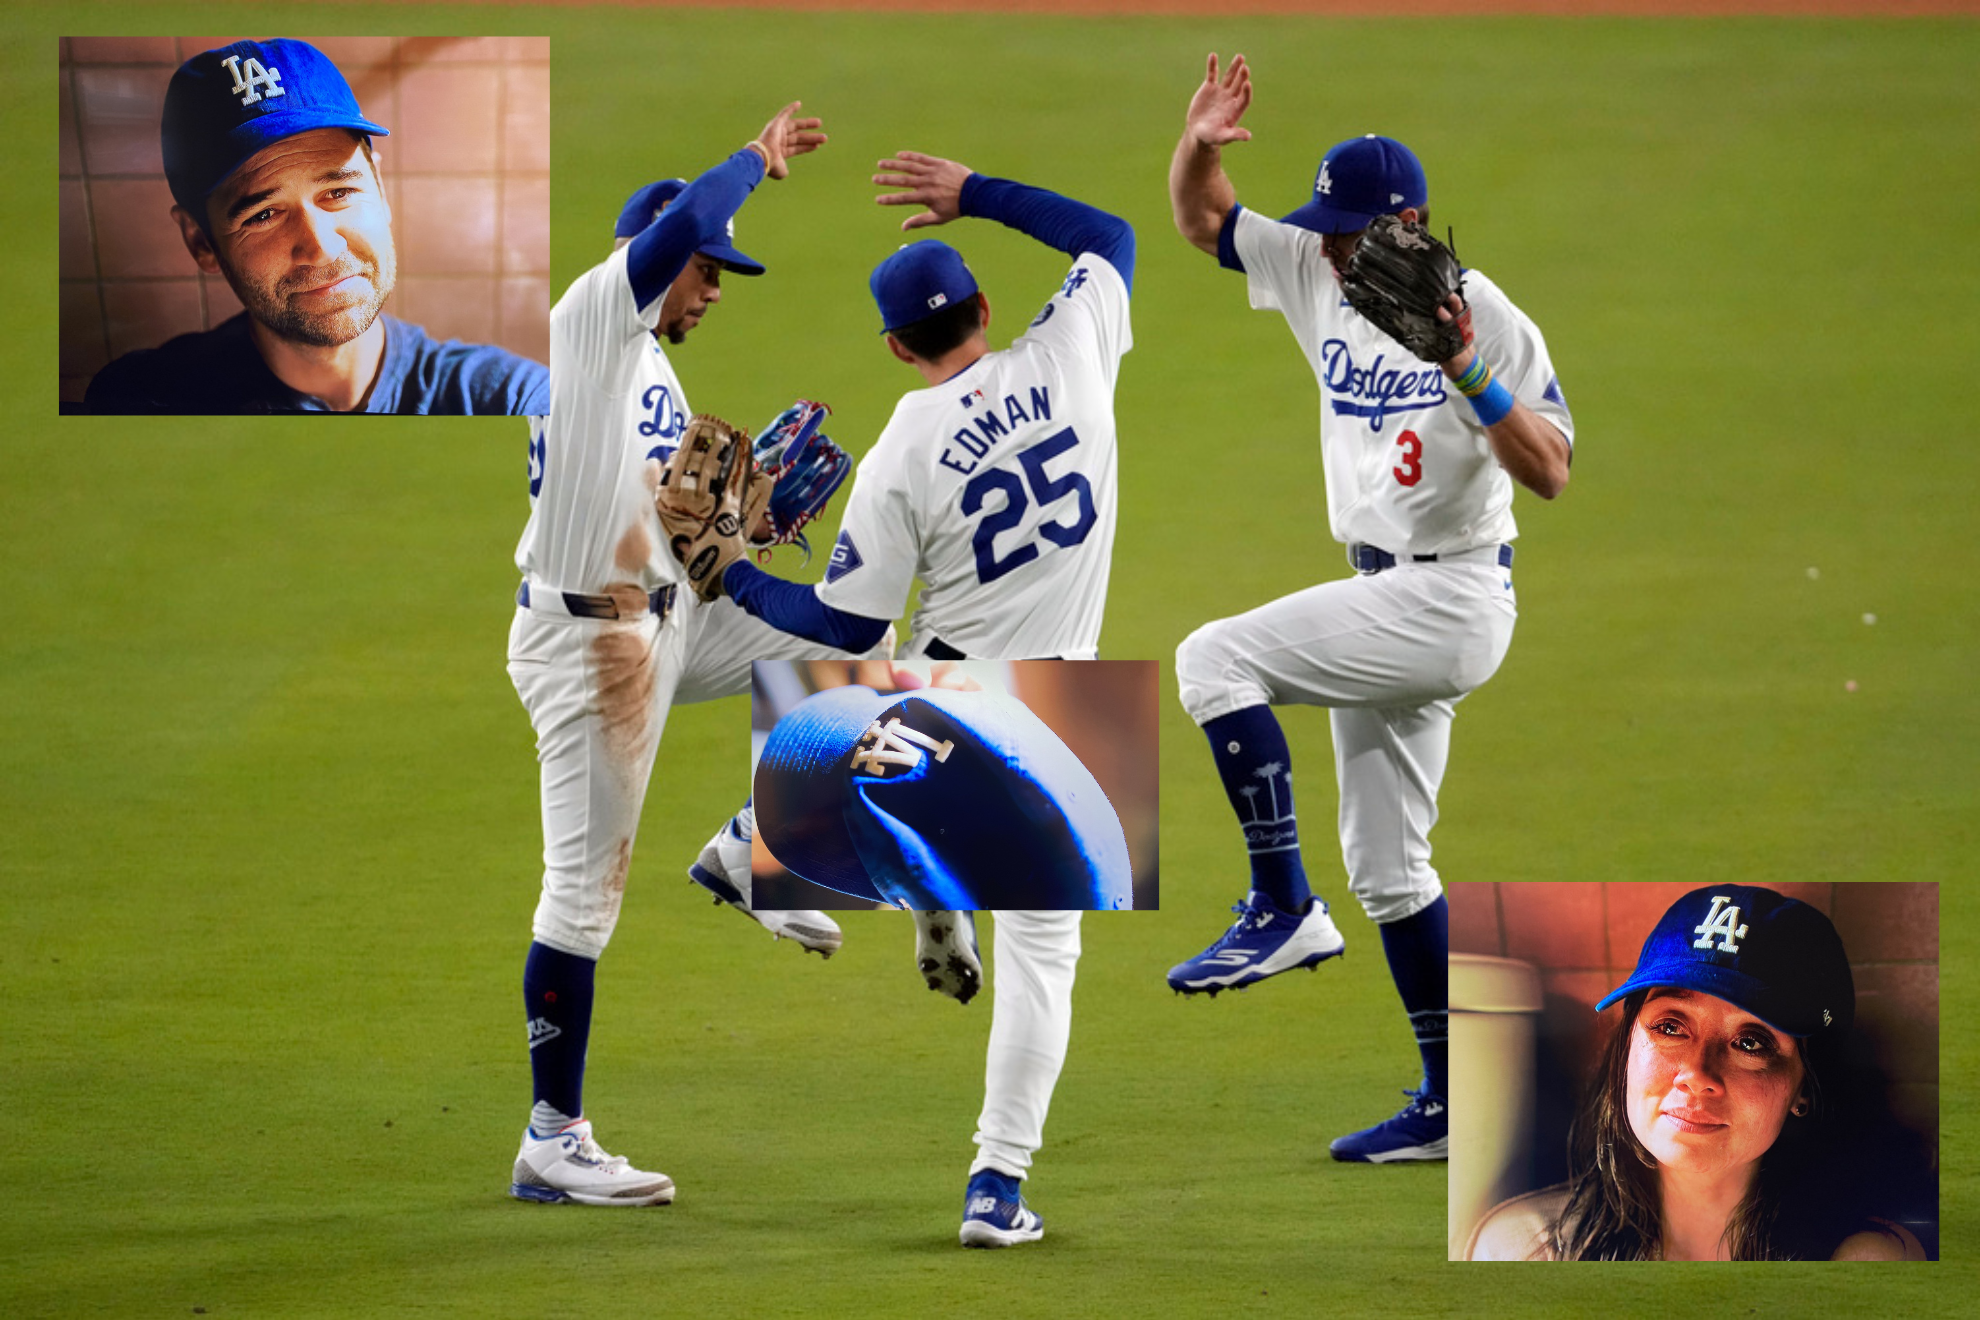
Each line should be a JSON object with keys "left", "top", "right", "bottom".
{"left": 1317, "top": 162, "right": 1333, "bottom": 196}
{"left": 221, "top": 53, "right": 285, "bottom": 107}
{"left": 1692, "top": 895, "right": 1749, "bottom": 953}
{"left": 852, "top": 717, "right": 955, "bottom": 776}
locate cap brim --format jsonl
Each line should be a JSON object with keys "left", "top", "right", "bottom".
{"left": 1281, "top": 197, "right": 1378, "bottom": 237}
{"left": 700, "top": 241, "right": 765, "bottom": 277}
{"left": 1595, "top": 964, "right": 1816, "bottom": 1038}
{"left": 208, "top": 112, "right": 392, "bottom": 200}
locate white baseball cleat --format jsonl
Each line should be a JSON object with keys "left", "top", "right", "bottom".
{"left": 509, "top": 1119, "right": 675, "bottom": 1206}
{"left": 913, "top": 910, "right": 982, "bottom": 1004}
{"left": 688, "top": 806, "right": 843, "bottom": 957}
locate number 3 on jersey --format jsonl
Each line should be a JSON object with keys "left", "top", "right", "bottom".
{"left": 962, "top": 427, "right": 1097, "bottom": 584}
{"left": 1393, "top": 429, "right": 1423, "bottom": 487}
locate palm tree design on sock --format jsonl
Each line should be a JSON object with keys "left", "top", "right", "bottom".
{"left": 1242, "top": 761, "right": 1298, "bottom": 853}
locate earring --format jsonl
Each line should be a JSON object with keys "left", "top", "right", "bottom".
{"left": 1790, "top": 1098, "right": 1810, "bottom": 1118}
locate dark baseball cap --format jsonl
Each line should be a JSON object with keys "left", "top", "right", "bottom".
{"left": 1596, "top": 885, "right": 1855, "bottom": 1038}
{"left": 753, "top": 684, "right": 1132, "bottom": 910}
{"left": 613, "top": 179, "right": 765, "bottom": 275}
{"left": 163, "top": 39, "right": 390, "bottom": 221}
{"left": 1282, "top": 134, "right": 1427, "bottom": 237}
{"left": 870, "top": 240, "right": 979, "bottom": 334}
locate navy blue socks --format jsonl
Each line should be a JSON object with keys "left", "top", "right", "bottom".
{"left": 1201, "top": 706, "right": 1311, "bottom": 913}
{"left": 523, "top": 941, "right": 596, "bottom": 1132}
{"left": 1378, "top": 896, "right": 1449, "bottom": 1100}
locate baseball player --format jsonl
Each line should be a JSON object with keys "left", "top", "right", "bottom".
{"left": 507, "top": 103, "right": 886, "bottom": 1208}
{"left": 1165, "top": 55, "right": 1573, "bottom": 1163}
{"left": 86, "top": 39, "right": 546, "bottom": 415}
{"left": 706, "top": 151, "right": 1135, "bottom": 1244}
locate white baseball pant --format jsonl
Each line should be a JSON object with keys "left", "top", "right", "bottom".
{"left": 510, "top": 586, "right": 884, "bottom": 959}
{"left": 971, "top": 909, "right": 1083, "bottom": 1180}
{"left": 1175, "top": 560, "right": 1517, "bottom": 925}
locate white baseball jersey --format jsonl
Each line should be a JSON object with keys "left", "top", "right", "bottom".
{"left": 516, "top": 244, "right": 687, "bottom": 594}
{"left": 1233, "top": 207, "right": 1574, "bottom": 555}
{"left": 817, "top": 253, "right": 1132, "bottom": 660}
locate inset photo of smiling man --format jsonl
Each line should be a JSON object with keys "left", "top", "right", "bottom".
{"left": 61, "top": 36, "right": 549, "bottom": 415}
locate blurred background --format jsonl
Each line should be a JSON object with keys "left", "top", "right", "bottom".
{"left": 58, "top": 35, "right": 550, "bottom": 406}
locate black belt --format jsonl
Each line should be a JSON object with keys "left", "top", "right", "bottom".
{"left": 921, "top": 636, "right": 1071, "bottom": 662}
{"left": 517, "top": 580, "right": 677, "bottom": 622}
{"left": 1350, "top": 544, "right": 1514, "bottom": 575}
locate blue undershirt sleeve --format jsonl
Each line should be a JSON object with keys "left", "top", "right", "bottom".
{"left": 959, "top": 175, "right": 1135, "bottom": 292}
{"left": 1216, "top": 205, "right": 1246, "bottom": 273}
{"left": 625, "top": 148, "right": 767, "bottom": 309}
{"left": 725, "top": 562, "right": 892, "bottom": 653}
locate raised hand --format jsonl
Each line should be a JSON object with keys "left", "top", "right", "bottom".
{"left": 751, "top": 101, "right": 827, "bottom": 180}
{"left": 873, "top": 151, "right": 973, "bottom": 232}
{"left": 1186, "top": 53, "right": 1253, "bottom": 150}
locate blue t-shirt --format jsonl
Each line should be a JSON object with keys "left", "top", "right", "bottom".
{"left": 83, "top": 313, "right": 548, "bottom": 415}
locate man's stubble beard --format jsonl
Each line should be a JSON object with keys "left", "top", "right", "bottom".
{"left": 227, "top": 237, "right": 398, "bottom": 349}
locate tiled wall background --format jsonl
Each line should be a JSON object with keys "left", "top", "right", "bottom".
{"left": 60, "top": 36, "right": 550, "bottom": 405}
{"left": 1452, "top": 881, "right": 1938, "bottom": 1151}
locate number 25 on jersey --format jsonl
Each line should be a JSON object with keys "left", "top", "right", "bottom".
{"left": 961, "top": 427, "right": 1097, "bottom": 585}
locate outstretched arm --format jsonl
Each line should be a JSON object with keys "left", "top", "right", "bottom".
{"left": 875, "top": 152, "right": 1135, "bottom": 286}
{"left": 724, "top": 562, "right": 893, "bottom": 654}
{"left": 625, "top": 102, "right": 827, "bottom": 307}
{"left": 1170, "top": 52, "right": 1251, "bottom": 256}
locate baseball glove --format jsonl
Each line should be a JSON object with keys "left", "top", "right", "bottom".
{"left": 1339, "top": 215, "right": 1473, "bottom": 363}
{"left": 656, "top": 413, "right": 752, "bottom": 601}
{"left": 742, "top": 399, "right": 851, "bottom": 560}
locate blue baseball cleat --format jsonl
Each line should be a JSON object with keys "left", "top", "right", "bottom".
{"left": 1166, "top": 891, "right": 1345, "bottom": 995}
{"left": 1328, "top": 1088, "right": 1448, "bottom": 1163}
{"left": 958, "top": 1169, "right": 1044, "bottom": 1248}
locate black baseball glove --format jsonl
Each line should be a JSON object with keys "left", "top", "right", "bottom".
{"left": 1340, "top": 215, "right": 1472, "bottom": 363}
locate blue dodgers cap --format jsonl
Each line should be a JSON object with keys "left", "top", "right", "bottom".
{"left": 870, "top": 240, "right": 979, "bottom": 334}
{"left": 162, "top": 40, "right": 390, "bottom": 221}
{"left": 1281, "top": 134, "right": 1427, "bottom": 236}
{"left": 613, "top": 178, "right": 765, "bottom": 276}
{"left": 754, "top": 685, "right": 1132, "bottom": 910}
{"left": 1596, "top": 885, "right": 1855, "bottom": 1038}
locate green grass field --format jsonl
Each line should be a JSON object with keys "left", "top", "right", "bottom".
{"left": 6, "top": 5, "right": 1977, "bottom": 1315}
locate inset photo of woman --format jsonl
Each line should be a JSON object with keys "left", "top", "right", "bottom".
{"left": 1450, "top": 882, "right": 1936, "bottom": 1261}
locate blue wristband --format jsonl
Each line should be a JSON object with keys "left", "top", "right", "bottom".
{"left": 1468, "top": 376, "right": 1515, "bottom": 428}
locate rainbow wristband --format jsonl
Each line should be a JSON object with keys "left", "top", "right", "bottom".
{"left": 1451, "top": 356, "right": 1514, "bottom": 427}
{"left": 1451, "top": 355, "right": 1492, "bottom": 397}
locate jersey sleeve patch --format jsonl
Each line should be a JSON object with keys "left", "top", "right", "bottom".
{"left": 825, "top": 530, "right": 865, "bottom": 583}
{"left": 1542, "top": 376, "right": 1567, "bottom": 409}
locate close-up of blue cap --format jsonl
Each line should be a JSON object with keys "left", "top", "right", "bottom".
{"left": 754, "top": 685, "right": 1132, "bottom": 910}
{"left": 1281, "top": 134, "right": 1427, "bottom": 237}
{"left": 613, "top": 178, "right": 766, "bottom": 275}
{"left": 162, "top": 39, "right": 391, "bottom": 222}
{"left": 1596, "top": 884, "right": 1854, "bottom": 1038}
{"left": 870, "top": 240, "right": 979, "bottom": 334}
